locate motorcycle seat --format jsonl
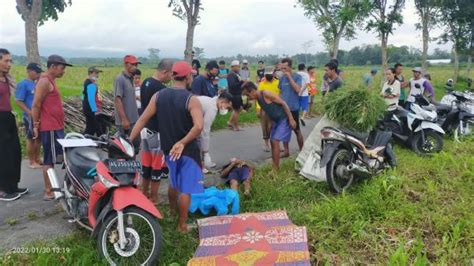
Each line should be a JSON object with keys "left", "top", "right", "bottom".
{"left": 65, "top": 147, "right": 107, "bottom": 188}
{"left": 340, "top": 128, "right": 369, "bottom": 141}
{"left": 434, "top": 103, "right": 452, "bottom": 113}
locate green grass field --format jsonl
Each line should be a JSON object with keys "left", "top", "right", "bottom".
{"left": 3, "top": 64, "right": 473, "bottom": 264}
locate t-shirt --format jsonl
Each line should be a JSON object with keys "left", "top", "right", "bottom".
{"left": 407, "top": 78, "right": 435, "bottom": 103}
{"left": 395, "top": 74, "right": 406, "bottom": 101}
{"left": 114, "top": 72, "right": 139, "bottom": 126}
{"left": 227, "top": 71, "right": 243, "bottom": 95}
{"left": 240, "top": 68, "right": 250, "bottom": 81}
{"left": 381, "top": 80, "right": 401, "bottom": 111}
{"left": 15, "top": 79, "right": 36, "bottom": 119}
{"left": 218, "top": 69, "right": 229, "bottom": 89}
{"left": 327, "top": 76, "right": 343, "bottom": 92}
{"left": 197, "top": 96, "right": 218, "bottom": 134}
{"left": 140, "top": 77, "right": 167, "bottom": 131}
{"left": 191, "top": 75, "right": 216, "bottom": 97}
{"left": 278, "top": 73, "right": 303, "bottom": 111}
{"left": 135, "top": 86, "right": 141, "bottom": 109}
{"left": 297, "top": 71, "right": 310, "bottom": 97}
{"left": 256, "top": 78, "right": 280, "bottom": 111}
{"left": 256, "top": 68, "right": 265, "bottom": 82}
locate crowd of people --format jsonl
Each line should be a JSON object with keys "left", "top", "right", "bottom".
{"left": 0, "top": 47, "right": 437, "bottom": 232}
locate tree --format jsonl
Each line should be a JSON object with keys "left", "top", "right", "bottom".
{"left": 193, "top": 46, "right": 204, "bottom": 59}
{"left": 366, "top": 0, "right": 405, "bottom": 73}
{"left": 148, "top": 48, "right": 160, "bottom": 62}
{"left": 298, "top": 0, "right": 369, "bottom": 59}
{"left": 168, "top": 0, "right": 202, "bottom": 63}
{"left": 414, "top": 0, "right": 441, "bottom": 71}
{"left": 16, "top": 0, "right": 71, "bottom": 64}
{"left": 301, "top": 40, "right": 314, "bottom": 64}
{"left": 437, "top": 0, "right": 472, "bottom": 83}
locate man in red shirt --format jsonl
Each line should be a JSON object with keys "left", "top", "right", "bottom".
{"left": 32, "top": 55, "right": 72, "bottom": 200}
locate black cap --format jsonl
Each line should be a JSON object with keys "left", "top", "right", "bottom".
{"left": 47, "top": 54, "right": 73, "bottom": 67}
{"left": 26, "top": 63, "right": 43, "bottom": 73}
{"left": 88, "top": 66, "right": 103, "bottom": 73}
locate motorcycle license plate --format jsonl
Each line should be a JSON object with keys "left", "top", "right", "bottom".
{"left": 108, "top": 160, "right": 141, "bottom": 174}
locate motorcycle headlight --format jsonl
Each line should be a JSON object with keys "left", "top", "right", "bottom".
{"left": 98, "top": 173, "right": 119, "bottom": 189}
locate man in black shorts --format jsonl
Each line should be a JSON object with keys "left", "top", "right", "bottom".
{"left": 227, "top": 60, "right": 245, "bottom": 131}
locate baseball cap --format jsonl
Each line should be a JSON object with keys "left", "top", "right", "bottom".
{"left": 88, "top": 66, "right": 103, "bottom": 73}
{"left": 412, "top": 67, "right": 422, "bottom": 73}
{"left": 231, "top": 60, "right": 240, "bottom": 67}
{"left": 172, "top": 61, "right": 193, "bottom": 78}
{"left": 264, "top": 66, "right": 275, "bottom": 75}
{"left": 47, "top": 55, "right": 72, "bottom": 67}
{"left": 26, "top": 62, "right": 43, "bottom": 73}
{"left": 124, "top": 55, "right": 141, "bottom": 65}
{"left": 242, "top": 59, "right": 249, "bottom": 64}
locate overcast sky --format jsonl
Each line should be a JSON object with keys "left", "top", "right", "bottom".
{"left": 0, "top": 0, "right": 451, "bottom": 58}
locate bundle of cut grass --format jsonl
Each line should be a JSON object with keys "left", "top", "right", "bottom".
{"left": 322, "top": 87, "right": 387, "bottom": 132}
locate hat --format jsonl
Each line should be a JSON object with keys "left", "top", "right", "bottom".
{"left": 88, "top": 66, "right": 103, "bottom": 73}
{"left": 242, "top": 59, "right": 249, "bottom": 64}
{"left": 412, "top": 67, "right": 422, "bottom": 73}
{"left": 231, "top": 60, "right": 240, "bottom": 67}
{"left": 370, "top": 68, "right": 378, "bottom": 74}
{"left": 172, "top": 61, "right": 192, "bottom": 78}
{"left": 26, "top": 62, "right": 43, "bottom": 73}
{"left": 264, "top": 66, "right": 275, "bottom": 75}
{"left": 124, "top": 55, "right": 141, "bottom": 65}
{"left": 47, "top": 55, "right": 72, "bottom": 67}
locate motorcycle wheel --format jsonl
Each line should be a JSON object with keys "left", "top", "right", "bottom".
{"left": 97, "top": 206, "right": 162, "bottom": 265}
{"left": 411, "top": 130, "right": 443, "bottom": 154}
{"left": 326, "top": 148, "right": 354, "bottom": 193}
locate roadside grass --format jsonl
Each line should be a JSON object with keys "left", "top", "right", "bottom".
{"left": 2, "top": 138, "right": 473, "bottom": 265}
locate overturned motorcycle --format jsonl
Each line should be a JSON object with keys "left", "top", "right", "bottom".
{"left": 48, "top": 133, "right": 162, "bottom": 265}
{"left": 319, "top": 125, "right": 396, "bottom": 193}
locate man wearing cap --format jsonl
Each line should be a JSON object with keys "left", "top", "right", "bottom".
{"left": 240, "top": 59, "right": 250, "bottom": 81}
{"left": 191, "top": 60, "right": 219, "bottom": 97}
{"left": 139, "top": 59, "right": 173, "bottom": 204}
{"left": 406, "top": 67, "right": 435, "bottom": 107}
{"left": 114, "top": 55, "right": 140, "bottom": 143}
{"left": 227, "top": 60, "right": 245, "bottom": 131}
{"left": 16, "top": 63, "right": 43, "bottom": 169}
{"left": 130, "top": 61, "right": 204, "bottom": 233}
{"left": 32, "top": 54, "right": 72, "bottom": 200}
{"left": 82, "top": 66, "right": 103, "bottom": 136}
{"left": 256, "top": 66, "right": 280, "bottom": 152}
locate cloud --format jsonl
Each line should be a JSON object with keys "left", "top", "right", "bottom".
{"left": 252, "top": 36, "right": 275, "bottom": 50}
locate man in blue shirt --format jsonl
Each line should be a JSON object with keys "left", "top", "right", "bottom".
{"left": 83, "top": 66, "right": 103, "bottom": 136}
{"left": 278, "top": 58, "right": 304, "bottom": 154}
{"left": 15, "top": 63, "right": 43, "bottom": 168}
{"left": 191, "top": 60, "right": 219, "bottom": 97}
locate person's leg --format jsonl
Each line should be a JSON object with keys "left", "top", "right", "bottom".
{"left": 177, "top": 193, "right": 191, "bottom": 232}
{"left": 229, "top": 179, "right": 239, "bottom": 191}
{"left": 42, "top": 166, "right": 53, "bottom": 198}
{"left": 260, "top": 111, "right": 270, "bottom": 151}
{"left": 233, "top": 110, "right": 241, "bottom": 130}
{"left": 141, "top": 178, "right": 150, "bottom": 198}
{"left": 150, "top": 181, "right": 160, "bottom": 204}
{"left": 308, "top": 95, "right": 314, "bottom": 117}
{"left": 27, "top": 139, "right": 34, "bottom": 166}
{"left": 282, "top": 142, "right": 290, "bottom": 158}
{"left": 271, "top": 140, "right": 281, "bottom": 169}
{"left": 33, "top": 138, "right": 42, "bottom": 165}
{"left": 168, "top": 186, "right": 178, "bottom": 216}
{"left": 296, "top": 129, "right": 304, "bottom": 151}
{"left": 40, "top": 131, "right": 54, "bottom": 198}
{"left": 243, "top": 179, "right": 251, "bottom": 195}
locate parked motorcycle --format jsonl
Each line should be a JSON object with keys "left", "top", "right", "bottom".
{"left": 436, "top": 91, "right": 474, "bottom": 141}
{"left": 383, "top": 92, "right": 445, "bottom": 154}
{"left": 47, "top": 133, "right": 162, "bottom": 265}
{"left": 320, "top": 125, "right": 396, "bottom": 193}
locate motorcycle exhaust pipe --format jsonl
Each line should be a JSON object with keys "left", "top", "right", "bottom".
{"left": 346, "top": 163, "right": 371, "bottom": 178}
{"left": 46, "top": 168, "right": 64, "bottom": 200}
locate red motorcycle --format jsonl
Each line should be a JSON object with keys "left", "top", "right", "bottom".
{"left": 47, "top": 133, "right": 162, "bottom": 265}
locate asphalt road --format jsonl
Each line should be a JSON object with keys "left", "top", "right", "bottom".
{"left": 0, "top": 117, "right": 320, "bottom": 251}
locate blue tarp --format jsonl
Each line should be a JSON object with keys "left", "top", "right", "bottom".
{"left": 189, "top": 186, "right": 240, "bottom": 216}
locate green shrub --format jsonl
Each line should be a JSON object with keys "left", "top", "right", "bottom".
{"left": 322, "top": 87, "right": 386, "bottom": 132}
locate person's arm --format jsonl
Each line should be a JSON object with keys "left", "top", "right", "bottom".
{"left": 31, "top": 79, "right": 51, "bottom": 139}
{"left": 169, "top": 96, "right": 203, "bottom": 160}
{"left": 87, "top": 83, "right": 98, "bottom": 113}
{"left": 129, "top": 93, "right": 157, "bottom": 142}
{"left": 220, "top": 162, "right": 237, "bottom": 178}
{"left": 263, "top": 90, "right": 296, "bottom": 129}
{"left": 423, "top": 80, "right": 435, "bottom": 100}
{"left": 285, "top": 73, "right": 301, "bottom": 94}
{"left": 15, "top": 83, "right": 31, "bottom": 116}
{"left": 114, "top": 78, "right": 130, "bottom": 129}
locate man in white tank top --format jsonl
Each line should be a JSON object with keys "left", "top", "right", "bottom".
{"left": 406, "top": 67, "right": 435, "bottom": 103}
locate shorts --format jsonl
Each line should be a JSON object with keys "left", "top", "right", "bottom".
{"left": 270, "top": 119, "right": 292, "bottom": 143}
{"left": 23, "top": 116, "right": 34, "bottom": 139}
{"left": 141, "top": 131, "right": 168, "bottom": 181}
{"left": 165, "top": 155, "right": 204, "bottom": 194}
{"left": 226, "top": 166, "right": 251, "bottom": 184}
{"left": 40, "top": 130, "right": 65, "bottom": 166}
{"left": 231, "top": 93, "right": 243, "bottom": 110}
{"left": 291, "top": 111, "right": 301, "bottom": 132}
{"left": 299, "top": 96, "right": 309, "bottom": 112}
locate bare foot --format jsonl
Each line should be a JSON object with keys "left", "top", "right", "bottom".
{"left": 281, "top": 153, "right": 290, "bottom": 158}
{"left": 177, "top": 224, "right": 189, "bottom": 233}
{"left": 29, "top": 163, "right": 42, "bottom": 169}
